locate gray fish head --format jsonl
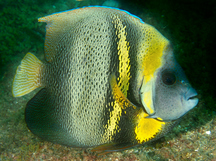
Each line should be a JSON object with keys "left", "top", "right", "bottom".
{"left": 142, "top": 44, "right": 199, "bottom": 121}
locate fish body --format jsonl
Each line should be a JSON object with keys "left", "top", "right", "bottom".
{"left": 12, "top": 6, "right": 198, "bottom": 151}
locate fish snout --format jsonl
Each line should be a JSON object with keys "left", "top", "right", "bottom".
{"left": 184, "top": 88, "right": 199, "bottom": 110}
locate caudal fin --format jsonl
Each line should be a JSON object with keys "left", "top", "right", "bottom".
{"left": 12, "top": 52, "right": 43, "bottom": 97}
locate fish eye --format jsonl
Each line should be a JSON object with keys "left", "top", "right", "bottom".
{"left": 162, "top": 71, "right": 176, "bottom": 85}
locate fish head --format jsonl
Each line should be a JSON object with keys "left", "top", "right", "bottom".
{"left": 140, "top": 44, "right": 199, "bottom": 121}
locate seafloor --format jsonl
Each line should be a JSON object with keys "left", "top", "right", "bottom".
{"left": 1, "top": 0, "right": 216, "bottom": 160}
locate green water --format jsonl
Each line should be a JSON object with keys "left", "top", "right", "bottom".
{"left": 0, "top": 0, "right": 215, "bottom": 160}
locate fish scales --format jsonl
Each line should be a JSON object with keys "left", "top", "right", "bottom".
{"left": 30, "top": 7, "right": 144, "bottom": 147}
{"left": 12, "top": 6, "right": 198, "bottom": 151}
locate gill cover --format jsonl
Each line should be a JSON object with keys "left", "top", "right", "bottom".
{"left": 140, "top": 44, "right": 198, "bottom": 121}
{"left": 139, "top": 27, "right": 170, "bottom": 118}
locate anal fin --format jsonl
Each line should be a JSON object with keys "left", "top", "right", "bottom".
{"left": 25, "top": 88, "right": 67, "bottom": 145}
{"left": 91, "top": 142, "right": 135, "bottom": 154}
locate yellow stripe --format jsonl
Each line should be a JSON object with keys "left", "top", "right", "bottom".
{"left": 139, "top": 25, "right": 169, "bottom": 115}
{"left": 141, "top": 26, "right": 169, "bottom": 80}
{"left": 102, "top": 15, "right": 131, "bottom": 142}
{"left": 134, "top": 110, "right": 165, "bottom": 143}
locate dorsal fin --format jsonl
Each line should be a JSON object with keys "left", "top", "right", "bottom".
{"left": 38, "top": 7, "right": 97, "bottom": 62}
{"left": 38, "top": 6, "right": 144, "bottom": 62}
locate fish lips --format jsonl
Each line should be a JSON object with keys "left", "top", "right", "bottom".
{"left": 183, "top": 88, "right": 199, "bottom": 110}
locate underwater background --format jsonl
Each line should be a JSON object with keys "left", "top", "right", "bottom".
{"left": 0, "top": 0, "right": 216, "bottom": 160}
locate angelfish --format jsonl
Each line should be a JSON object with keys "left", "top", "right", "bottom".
{"left": 12, "top": 6, "right": 198, "bottom": 151}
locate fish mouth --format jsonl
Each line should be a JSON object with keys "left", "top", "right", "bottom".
{"left": 187, "top": 94, "right": 198, "bottom": 101}
{"left": 186, "top": 88, "right": 198, "bottom": 100}
{"left": 185, "top": 88, "right": 199, "bottom": 109}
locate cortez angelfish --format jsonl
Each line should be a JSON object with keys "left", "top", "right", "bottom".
{"left": 12, "top": 6, "right": 198, "bottom": 151}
